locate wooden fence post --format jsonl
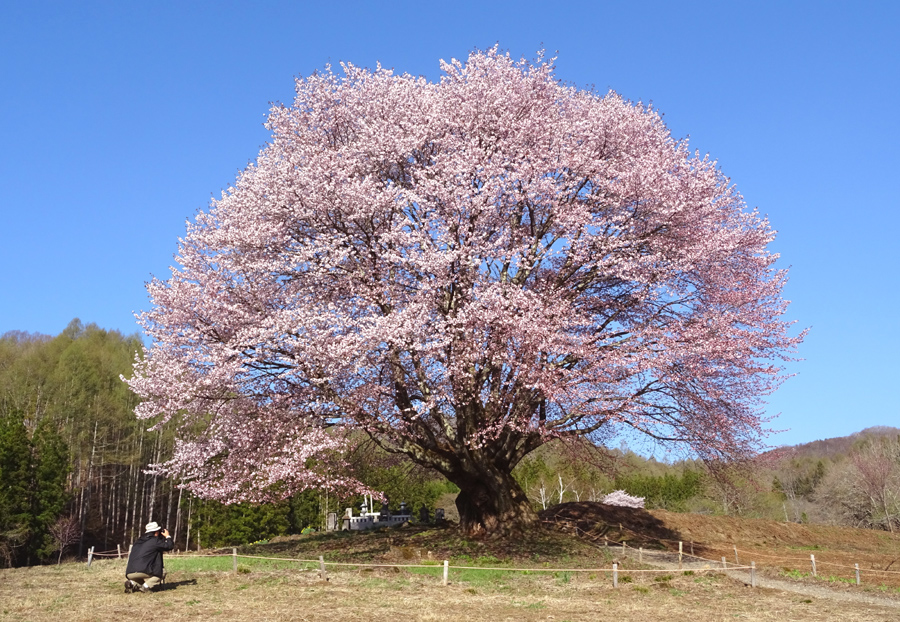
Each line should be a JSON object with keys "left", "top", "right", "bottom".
{"left": 721, "top": 556, "right": 727, "bottom": 569}
{"left": 233, "top": 548, "right": 237, "bottom": 573}
{"left": 442, "top": 560, "right": 449, "bottom": 586}
{"left": 622, "top": 541, "right": 626, "bottom": 556}
{"left": 690, "top": 541, "right": 694, "bottom": 557}
{"left": 733, "top": 546, "right": 739, "bottom": 565}
{"left": 750, "top": 562, "right": 756, "bottom": 588}
{"left": 612, "top": 563, "right": 618, "bottom": 588}
{"left": 117, "top": 544, "right": 122, "bottom": 559}
{"left": 678, "top": 542, "right": 683, "bottom": 569}
{"left": 319, "top": 555, "right": 327, "bottom": 581}
{"left": 855, "top": 563, "right": 860, "bottom": 585}
{"left": 87, "top": 546, "right": 94, "bottom": 568}
{"left": 810, "top": 554, "right": 816, "bottom": 577}
{"left": 639, "top": 547, "right": 643, "bottom": 563}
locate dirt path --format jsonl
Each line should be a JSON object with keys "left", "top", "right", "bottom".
{"left": 628, "top": 548, "right": 900, "bottom": 608}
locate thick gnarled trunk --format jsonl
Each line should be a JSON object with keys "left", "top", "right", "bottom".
{"left": 449, "top": 466, "right": 540, "bottom": 537}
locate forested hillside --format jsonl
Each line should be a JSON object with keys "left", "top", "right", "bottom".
{"left": 1, "top": 320, "right": 151, "bottom": 565}
{"left": 0, "top": 320, "right": 456, "bottom": 566}
{"left": 511, "top": 428, "right": 900, "bottom": 533}
{"left": 1, "top": 320, "right": 897, "bottom": 567}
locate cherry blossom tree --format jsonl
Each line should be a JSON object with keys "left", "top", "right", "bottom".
{"left": 602, "top": 490, "right": 645, "bottom": 509}
{"left": 129, "top": 48, "right": 802, "bottom": 536}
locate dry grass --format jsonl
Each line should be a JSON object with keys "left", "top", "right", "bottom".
{"left": 1, "top": 556, "right": 899, "bottom": 622}
{"left": 5, "top": 511, "right": 900, "bottom": 621}
{"left": 541, "top": 502, "right": 900, "bottom": 590}
{"left": 641, "top": 509, "right": 900, "bottom": 590}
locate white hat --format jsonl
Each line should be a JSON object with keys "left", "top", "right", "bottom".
{"left": 145, "top": 521, "right": 162, "bottom": 533}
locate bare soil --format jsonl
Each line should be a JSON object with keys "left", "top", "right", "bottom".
{"left": 540, "top": 502, "right": 900, "bottom": 588}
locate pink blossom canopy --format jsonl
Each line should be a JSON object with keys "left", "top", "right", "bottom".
{"left": 129, "top": 48, "right": 802, "bottom": 503}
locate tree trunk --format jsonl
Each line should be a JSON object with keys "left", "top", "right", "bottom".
{"left": 147, "top": 432, "right": 162, "bottom": 521}
{"left": 449, "top": 466, "right": 539, "bottom": 537}
{"left": 165, "top": 477, "right": 175, "bottom": 533}
{"left": 173, "top": 482, "right": 184, "bottom": 547}
{"left": 379, "top": 398, "right": 542, "bottom": 537}
{"left": 78, "top": 421, "right": 98, "bottom": 558}
{"left": 122, "top": 434, "right": 136, "bottom": 542}
{"left": 184, "top": 495, "right": 192, "bottom": 552}
{"left": 131, "top": 428, "right": 145, "bottom": 540}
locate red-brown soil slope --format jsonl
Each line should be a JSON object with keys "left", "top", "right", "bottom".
{"left": 541, "top": 502, "right": 900, "bottom": 586}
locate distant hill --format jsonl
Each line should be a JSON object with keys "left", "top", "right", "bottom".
{"left": 774, "top": 426, "right": 900, "bottom": 459}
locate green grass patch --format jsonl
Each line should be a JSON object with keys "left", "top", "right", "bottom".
{"left": 166, "top": 555, "right": 314, "bottom": 573}
{"left": 780, "top": 567, "right": 859, "bottom": 587}
{"left": 874, "top": 584, "right": 900, "bottom": 593}
{"left": 450, "top": 554, "right": 510, "bottom": 567}
{"left": 406, "top": 563, "right": 519, "bottom": 587}
{"left": 779, "top": 568, "right": 808, "bottom": 580}
{"left": 406, "top": 566, "right": 445, "bottom": 579}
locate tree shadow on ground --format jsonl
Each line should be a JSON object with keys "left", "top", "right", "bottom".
{"left": 539, "top": 502, "right": 683, "bottom": 549}
{"left": 258, "top": 530, "right": 397, "bottom": 561}
{"left": 156, "top": 579, "right": 198, "bottom": 592}
{"left": 255, "top": 522, "right": 606, "bottom": 564}
{"left": 240, "top": 506, "right": 685, "bottom": 563}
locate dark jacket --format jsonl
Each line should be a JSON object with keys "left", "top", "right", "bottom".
{"left": 126, "top": 533, "right": 174, "bottom": 577}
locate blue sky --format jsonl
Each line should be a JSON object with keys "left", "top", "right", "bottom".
{"left": 1, "top": 1, "right": 897, "bottom": 447}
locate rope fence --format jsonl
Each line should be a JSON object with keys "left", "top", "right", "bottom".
{"left": 549, "top": 518, "right": 900, "bottom": 587}
{"left": 618, "top": 528, "right": 900, "bottom": 575}
{"left": 87, "top": 543, "right": 755, "bottom": 589}
{"left": 84, "top": 523, "right": 900, "bottom": 591}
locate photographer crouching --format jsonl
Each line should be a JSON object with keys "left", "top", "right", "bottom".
{"left": 125, "top": 521, "right": 174, "bottom": 593}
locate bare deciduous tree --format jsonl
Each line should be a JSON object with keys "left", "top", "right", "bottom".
{"left": 49, "top": 516, "right": 80, "bottom": 564}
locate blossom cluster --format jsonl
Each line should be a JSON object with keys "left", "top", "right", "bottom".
{"left": 602, "top": 490, "right": 646, "bottom": 509}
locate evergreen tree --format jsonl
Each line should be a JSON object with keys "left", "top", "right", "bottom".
{"left": 0, "top": 410, "right": 70, "bottom": 566}
{"left": 614, "top": 470, "right": 703, "bottom": 511}
{"left": 191, "top": 499, "right": 291, "bottom": 548}
{"left": 27, "top": 420, "right": 70, "bottom": 561}
{"left": 0, "top": 410, "right": 33, "bottom": 565}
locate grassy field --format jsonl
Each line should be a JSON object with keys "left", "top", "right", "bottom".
{"left": 1, "top": 546, "right": 899, "bottom": 621}
{"left": 4, "top": 508, "right": 900, "bottom": 621}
